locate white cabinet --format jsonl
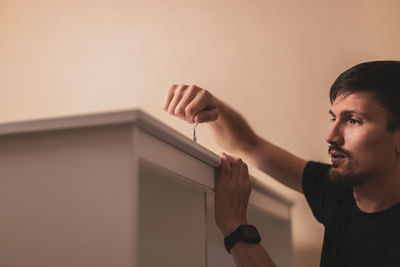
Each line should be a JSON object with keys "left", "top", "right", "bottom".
{"left": 0, "top": 109, "right": 293, "bottom": 267}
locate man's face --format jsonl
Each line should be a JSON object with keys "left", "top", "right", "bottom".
{"left": 326, "top": 92, "right": 399, "bottom": 186}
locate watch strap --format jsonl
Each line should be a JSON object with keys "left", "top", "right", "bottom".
{"left": 223, "top": 224, "right": 261, "bottom": 254}
{"left": 224, "top": 227, "right": 241, "bottom": 253}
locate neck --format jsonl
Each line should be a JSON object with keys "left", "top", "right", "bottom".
{"left": 353, "top": 168, "right": 400, "bottom": 213}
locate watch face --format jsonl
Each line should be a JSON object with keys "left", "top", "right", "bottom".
{"left": 239, "top": 225, "right": 261, "bottom": 243}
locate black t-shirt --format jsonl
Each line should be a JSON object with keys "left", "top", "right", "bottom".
{"left": 302, "top": 161, "right": 400, "bottom": 267}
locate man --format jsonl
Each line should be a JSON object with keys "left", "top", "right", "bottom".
{"left": 163, "top": 61, "right": 400, "bottom": 267}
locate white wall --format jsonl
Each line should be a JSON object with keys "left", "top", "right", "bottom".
{"left": 1, "top": 0, "right": 400, "bottom": 266}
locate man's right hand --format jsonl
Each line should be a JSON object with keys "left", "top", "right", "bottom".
{"left": 163, "top": 84, "right": 219, "bottom": 124}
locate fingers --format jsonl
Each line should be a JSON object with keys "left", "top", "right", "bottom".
{"left": 189, "top": 93, "right": 218, "bottom": 123}
{"left": 215, "top": 153, "right": 250, "bottom": 234}
{"left": 163, "top": 84, "right": 177, "bottom": 111}
{"left": 182, "top": 91, "right": 206, "bottom": 123}
{"left": 230, "top": 156, "right": 243, "bottom": 185}
{"left": 218, "top": 152, "right": 231, "bottom": 185}
{"left": 166, "top": 84, "right": 186, "bottom": 117}
{"left": 218, "top": 153, "right": 249, "bottom": 186}
{"left": 194, "top": 109, "right": 219, "bottom": 123}
{"left": 242, "top": 162, "right": 251, "bottom": 195}
{"left": 164, "top": 84, "right": 217, "bottom": 124}
{"left": 175, "top": 89, "right": 198, "bottom": 121}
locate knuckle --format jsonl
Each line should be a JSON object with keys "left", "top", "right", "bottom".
{"left": 175, "top": 104, "right": 184, "bottom": 115}
{"left": 168, "top": 106, "right": 175, "bottom": 115}
{"left": 231, "top": 160, "right": 239, "bottom": 167}
{"left": 190, "top": 84, "right": 200, "bottom": 92}
{"left": 223, "top": 154, "right": 231, "bottom": 161}
{"left": 233, "top": 157, "right": 242, "bottom": 164}
{"left": 176, "top": 109, "right": 185, "bottom": 117}
{"left": 227, "top": 156, "right": 235, "bottom": 163}
{"left": 176, "top": 85, "right": 186, "bottom": 94}
{"left": 175, "top": 88, "right": 182, "bottom": 95}
{"left": 184, "top": 106, "right": 194, "bottom": 116}
{"left": 168, "top": 84, "right": 177, "bottom": 94}
{"left": 188, "top": 84, "right": 196, "bottom": 92}
{"left": 199, "top": 88, "right": 208, "bottom": 96}
{"left": 174, "top": 107, "right": 184, "bottom": 117}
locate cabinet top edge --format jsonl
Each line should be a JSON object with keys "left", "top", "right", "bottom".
{"left": 0, "top": 109, "right": 143, "bottom": 136}
{"left": 0, "top": 108, "right": 294, "bottom": 206}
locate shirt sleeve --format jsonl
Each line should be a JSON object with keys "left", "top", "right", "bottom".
{"left": 302, "top": 161, "right": 334, "bottom": 225}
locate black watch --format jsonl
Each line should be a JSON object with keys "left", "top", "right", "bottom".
{"left": 224, "top": 224, "right": 261, "bottom": 253}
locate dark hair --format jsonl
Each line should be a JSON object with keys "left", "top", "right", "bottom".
{"left": 330, "top": 61, "right": 400, "bottom": 132}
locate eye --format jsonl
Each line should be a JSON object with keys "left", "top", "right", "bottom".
{"left": 330, "top": 117, "right": 336, "bottom": 122}
{"left": 348, "top": 118, "right": 361, "bottom": 125}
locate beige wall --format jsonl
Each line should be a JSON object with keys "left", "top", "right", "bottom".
{"left": 1, "top": 0, "right": 400, "bottom": 266}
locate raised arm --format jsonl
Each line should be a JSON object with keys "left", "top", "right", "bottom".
{"left": 164, "top": 84, "right": 307, "bottom": 193}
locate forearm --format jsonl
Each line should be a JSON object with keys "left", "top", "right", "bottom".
{"left": 209, "top": 99, "right": 306, "bottom": 193}
{"left": 217, "top": 154, "right": 277, "bottom": 267}
{"left": 208, "top": 99, "right": 259, "bottom": 154}
{"left": 231, "top": 242, "right": 277, "bottom": 267}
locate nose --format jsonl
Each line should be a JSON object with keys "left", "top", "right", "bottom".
{"left": 325, "top": 121, "right": 344, "bottom": 145}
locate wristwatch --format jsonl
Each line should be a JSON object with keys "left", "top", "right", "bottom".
{"left": 224, "top": 224, "right": 261, "bottom": 253}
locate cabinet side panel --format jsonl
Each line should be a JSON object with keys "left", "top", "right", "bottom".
{"left": 138, "top": 165, "right": 206, "bottom": 267}
{"left": 247, "top": 205, "right": 293, "bottom": 267}
{"left": 0, "top": 126, "right": 134, "bottom": 267}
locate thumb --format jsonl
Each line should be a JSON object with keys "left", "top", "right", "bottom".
{"left": 194, "top": 108, "right": 219, "bottom": 123}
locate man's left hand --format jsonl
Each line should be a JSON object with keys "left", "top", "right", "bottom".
{"left": 215, "top": 152, "right": 251, "bottom": 237}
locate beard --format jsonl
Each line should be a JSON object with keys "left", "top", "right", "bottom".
{"left": 327, "top": 144, "right": 369, "bottom": 186}
{"left": 328, "top": 166, "right": 370, "bottom": 186}
{"left": 327, "top": 144, "right": 384, "bottom": 186}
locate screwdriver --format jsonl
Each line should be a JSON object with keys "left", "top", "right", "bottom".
{"left": 192, "top": 122, "right": 198, "bottom": 142}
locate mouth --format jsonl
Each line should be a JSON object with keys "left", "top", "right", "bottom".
{"left": 331, "top": 151, "right": 346, "bottom": 158}
{"left": 330, "top": 151, "right": 346, "bottom": 165}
